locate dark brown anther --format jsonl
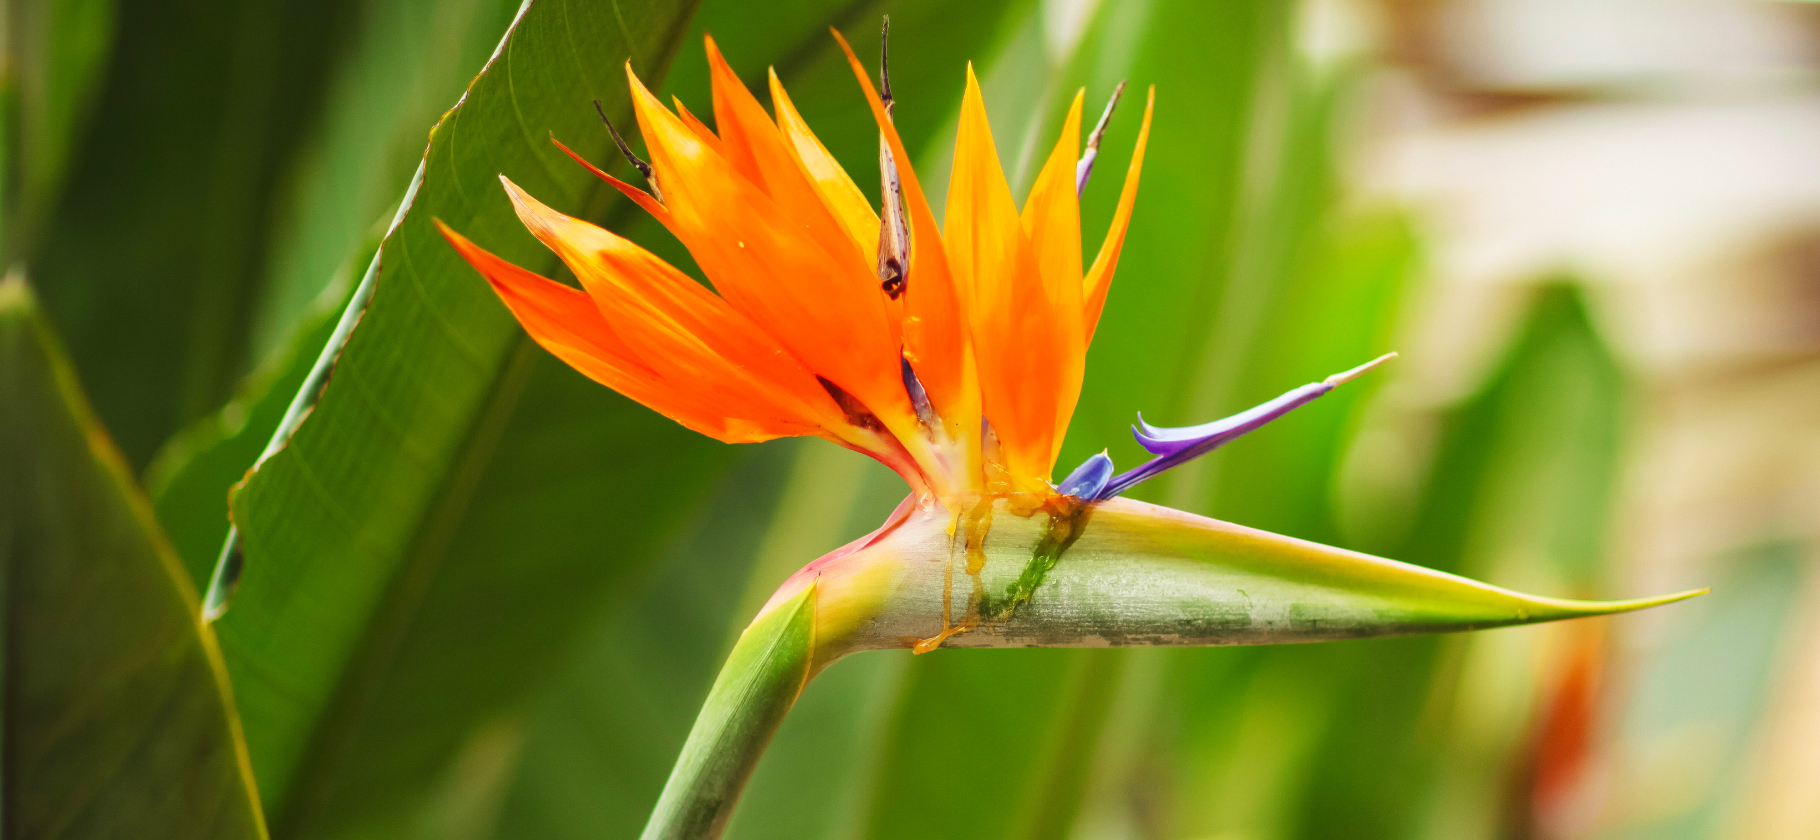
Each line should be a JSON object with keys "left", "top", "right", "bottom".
{"left": 879, "top": 16, "right": 895, "bottom": 117}
{"left": 876, "top": 16, "right": 911, "bottom": 300}
{"left": 595, "top": 99, "right": 662, "bottom": 201}
{"left": 818, "top": 375, "right": 887, "bottom": 432}
{"left": 880, "top": 264, "right": 906, "bottom": 299}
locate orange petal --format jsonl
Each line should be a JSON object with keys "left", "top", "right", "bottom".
{"left": 437, "top": 220, "right": 801, "bottom": 443}
{"left": 946, "top": 64, "right": 1063, "bottom": 482}
{"left": 703, "top": 36, "right": 872, "bottom": 269}
{"left": 1083, "top": 85, "right": 1154, "bottom": 347}
{"left": 1020, "top": 91, "right": 1087, "bottom": 467}
{"left": 623, "top": 62, "right": 921, "bottom": 450}
{"left": 499, "top": 178, "right": 844, "bottom": 434}
{"left": 832, "top": 28, "right": 982, "bottom": 493}
{"left": 672, "top": 96, "right": 724, "bottom": 155}
{"left": 549, "top": 134, "right": 670, "bottom": 225}
{"left": 768, "top": 67, "right": 879, "bottom": 254}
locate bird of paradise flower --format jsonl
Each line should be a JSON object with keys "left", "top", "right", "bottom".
{"left": 437, "top": 23, "right": 1700, "bottom": 840}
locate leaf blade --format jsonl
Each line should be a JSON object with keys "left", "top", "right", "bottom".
{"left": 0, "top": 277, "right": 265, "bottom": 840}
{"left": 214, "top": 0, "right": 701, "bottom": 819}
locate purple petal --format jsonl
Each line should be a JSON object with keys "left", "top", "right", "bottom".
{"left": 1096, "top": 353, "right": 1396, "bottom": 500}
{"left": 1057, "top": 451, "right": 1115, "bottom": 498}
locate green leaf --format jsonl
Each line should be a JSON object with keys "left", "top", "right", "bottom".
{"left": 859, "top": 649, "right": 1121, "bottom": 840}
{"left": 248, "top": 0, "right": 526, "bottom": 361}
{"left": 151, "top": 0, "right": 526, "bottom": 591}
{"left": 1383, "top": 285, "right": 1639, "bottom": 840}
{"left": 1019, "top": 9, "right": 1424, "bottom": 837}
{"left": 148, "top": 276, "right": 353, "bottom": 591}
{"left": 27, "top": 0, "right": 367, "bottom": 467}
{"left": 274, "top": 352, "right": 741, "bottom": 840}
{"left": 1, "top": 0, "right": 114, "bottom": 263}
{"left": 178, "top": 4, "right": 1038, "bottom": 831}
{"left": 484, "top": 442, "right": 813, "bottom": 840}
{"left": 212, "top": 0, "right": 701, "bottom": 823}
{"left": 0, "top": 277, "right": 264, "bottom": 839}
{"left": 1149, "top": 210, "right": 1424, "bottom": 840}
{"left": 1058, "top": 0, "right": 1300, "bottom": 489}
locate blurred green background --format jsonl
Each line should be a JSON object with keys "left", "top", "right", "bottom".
{"left": 7, "top": 0, "right": 1817, "bottom": 838}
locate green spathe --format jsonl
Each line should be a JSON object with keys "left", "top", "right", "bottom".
{"left": 646, "top": 494, "right": 1702, "bottom": 839}
{"left": 761, "top": 497, "right": 1704, "bottom": 655}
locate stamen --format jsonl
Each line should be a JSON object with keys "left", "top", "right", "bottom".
{"left": 875, "top": 16, "right": 910, "bottom": 300}
{"left": 594, "top": 99, "right": 662, "bottom": 201}
{"left": 1094, "top": 353, "right": 1397, "bottom": 499}
{"left": 1075, "top": 80, "right": 1127, "bottom": 197}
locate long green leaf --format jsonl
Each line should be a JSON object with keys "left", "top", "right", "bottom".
{"left": 214, "top": 0, "right": 699, "bottom": 820}
{"left": 277, "top": 355, "right": 742, "bottom": 840}
{"left": 1156, "top": 209, "right": 1424, "bottom": 840}
{"left": 148, "top": 275, "right": 354, "bottom": 590}
{"left": 1395, "top": 286, "right": 1636, "bottom": 840}
{"left": 0, "top": 277, "right": 264, "bottom": 839}
{"left": 27, "top": 0, "right": 364, "bottom": 467}
{"left": 483, "top": 442, "right": 810, "bottom": 840}
{"left": 248, "top": 0, "right": 527, "bottom": 360}
{"left": 152, "top": 0, "right": 525, "bottom": 591}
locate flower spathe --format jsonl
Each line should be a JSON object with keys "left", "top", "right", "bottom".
{"left": 439, "top": 31, "right": 1153, "bottom": 509}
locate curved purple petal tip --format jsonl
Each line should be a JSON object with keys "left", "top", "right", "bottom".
{"left": 1094, "top": 353, "right": 1396, "bottom": 500}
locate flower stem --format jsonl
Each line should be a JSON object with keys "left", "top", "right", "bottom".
{"left": 639, "top": 583, "right": 820, "bottom": 840}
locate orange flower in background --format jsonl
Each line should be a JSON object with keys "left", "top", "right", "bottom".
{"left": 438, "top": 30, "right": 1151, "bottom": 508}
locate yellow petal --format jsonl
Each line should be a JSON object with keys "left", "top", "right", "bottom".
{"left": 1083, "top": 86, "right": 1154, "bottom": 347}
{"left": 947, "top": 64, "right": 1063, "bottom": 483}
{"left": 768, "top": 67, "right": 880, "bottom": 253}
{"left": 1020, "top": 91, "right": 1087, "bottom": 467}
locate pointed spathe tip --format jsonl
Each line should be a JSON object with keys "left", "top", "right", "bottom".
{"left": 1603, "top": 586, "right": 1710, "bottom": 611}
{"left": 1531, "top": 586, "right": 1709, "bottom": 621}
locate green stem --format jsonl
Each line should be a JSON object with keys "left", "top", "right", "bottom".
{"left": 639, "top": 583, "right": 820, "bottom": 840}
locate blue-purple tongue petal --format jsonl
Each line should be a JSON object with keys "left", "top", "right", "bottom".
{"left": 1096, "top": 353, "right": 1395, "bottom": 499}
{"left": 1057, "top": 451, "right": 1115, "bottom": 498}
